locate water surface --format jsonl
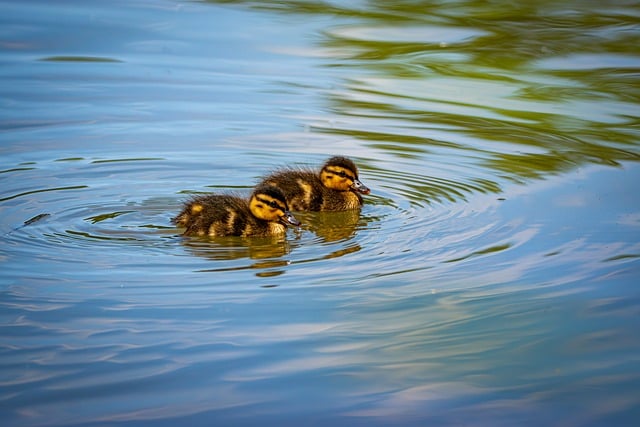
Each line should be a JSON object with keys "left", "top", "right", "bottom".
{"left": 1, "top": 0, "right": 639, "bottom": 426}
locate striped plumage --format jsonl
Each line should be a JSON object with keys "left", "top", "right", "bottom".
{"left": 258, "top": 156, "right": 370, "bottom": 211}
{"left": 173, "top": 185, "right": 300, "bottom": 237}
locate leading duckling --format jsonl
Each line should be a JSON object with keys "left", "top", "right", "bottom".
{"left": 258, "top": 156, "right": 370, "bottom": 211}
{"left": 173, "top": 184, "right": 301, "bottom": 237}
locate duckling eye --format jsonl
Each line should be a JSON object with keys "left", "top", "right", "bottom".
{"left": 339, "top": 171, "right": 355, "bottom": 181}
{"left": 269, "top": 201, "right": 281, "bottom": 209}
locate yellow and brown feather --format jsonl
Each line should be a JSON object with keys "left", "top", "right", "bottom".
{"left": 173, "top": 185, "right": 299, "bottom": 237}
{"left": 259, "top": 156, "right": 370, "bottom": 211}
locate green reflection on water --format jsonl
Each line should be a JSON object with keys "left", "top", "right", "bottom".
{"left": 85, "top": 211, "right": 136, "bottom": 224}
{"left": 0, "top": 185, "right": 88, "bottom": 202}
{"left": 205, "top": 0, "right": 640, "bottom": 196}
{"left": 91, "top": 158, "right": 165, "bottom": 164}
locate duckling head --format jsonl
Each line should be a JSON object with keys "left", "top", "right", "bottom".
{"left": 249, "top": 185, "right": 301, "bottom": 227}
{"left": 319, "top": 156, "right": 371, "bottom": 195}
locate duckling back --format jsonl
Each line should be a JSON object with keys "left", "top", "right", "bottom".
{"left": 260, "top": 169, "right": 363, "bottom": 211}
{"left": 173, "top": 194, "right": 287, "bottom": 237}
{"left": 261, "top": 169, "right": 325, "bottom": 211}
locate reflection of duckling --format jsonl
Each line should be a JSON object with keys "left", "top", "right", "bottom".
{"left": 173, "top": 185, "right": 301, "bottom": 237}
{"left": 259, "top": 156, "right": 371, "bottom": 211}
{"left": 295, "top": 210, "right": 363, "bottom": 242}
{"left": 181, "top": 235, "right": 292, "bottom": 261}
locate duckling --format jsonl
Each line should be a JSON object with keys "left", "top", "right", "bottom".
{"left": 172, "top": 184, "right": 301, "bottom": 237}
{"left": 258, "top": 156, "right": 370, "bottom": 211}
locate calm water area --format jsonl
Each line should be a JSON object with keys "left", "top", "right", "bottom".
{"left": 1, "top": 0, "right": 639, "bottom": 425}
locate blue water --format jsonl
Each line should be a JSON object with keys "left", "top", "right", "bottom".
{"left": 1, "top": 0, "right": 639, "bottom": 426}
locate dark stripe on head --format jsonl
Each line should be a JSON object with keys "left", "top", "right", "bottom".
{"left": 323, "top": 156, "right": 358, "bottom": 177}
{"left": 325, "top": 166, "right": 355, "bottom": 181}
{"left": 256, "top": 196, "right": 286, "bottom": 211}
{"left": 253, "top": 185, "right": 288, "bottom": 210}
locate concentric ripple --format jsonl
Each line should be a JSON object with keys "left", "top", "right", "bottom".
{"left": 0, "top": 150, "right": 510, "bottom": 289}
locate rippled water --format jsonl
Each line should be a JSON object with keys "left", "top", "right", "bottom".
{"left": 1, "top": 0, "right": 639, "bottom": 426}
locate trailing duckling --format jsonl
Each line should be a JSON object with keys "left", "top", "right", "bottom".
{"left": 258, "top": 156, "right": 370, "bottom": 211}
{"left": 173, "top": 184, "right": 301, "bottom": 237}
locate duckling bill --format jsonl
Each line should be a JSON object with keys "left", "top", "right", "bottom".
{"left": 173, "top": 185, "right": 300, "bottom": 237}
{"left": 258, "top": 156, "right": 370, "bottom": 211}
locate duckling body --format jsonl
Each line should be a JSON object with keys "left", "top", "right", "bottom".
{"left": 173, "top": 185, "right": 300, "bottom": 237}
{"left": 259, "top": 156, "right": 370, "bottom": 211}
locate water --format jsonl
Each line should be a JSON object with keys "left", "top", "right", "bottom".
{"left": 1, "top": 0, "right": 639, "bottom": 425}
